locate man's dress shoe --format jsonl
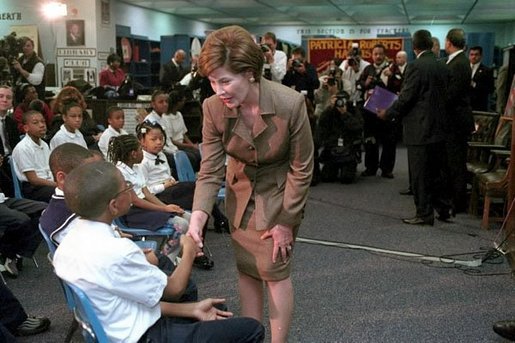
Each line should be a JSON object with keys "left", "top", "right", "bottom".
{"left": 493, "top": 320, "right": 515, "bottom": 341}
{"left": 402, "top": 216, "right": 434, "bottom": 226}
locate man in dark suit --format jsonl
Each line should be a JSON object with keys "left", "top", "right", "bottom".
{"left": 444, "top": 28, "right": 475, "bottom": 213}
{"left": 159, "top": 49, "right": 187, "bottom": 92}
{"left": 0, "top": 86, "right": 21, "bottom": 197}
{"left": 378, "top": 30, "right": 451, "bottom": 225}
{"left": 469, "top": 46, "right": 495, "bottom": 111}
{"left": 358, "top": 44, "right": 397, "bottom": 179}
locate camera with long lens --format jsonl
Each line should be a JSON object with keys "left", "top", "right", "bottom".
{"left": 292, "top": 59, "right": 303, "bottom": 68}
{"left": 347, "top": 42, "right": 360, "bottom": 67}
{"left": 260, "top": 44, "right": 271, "bottom": 53}
{"left": 335, "top": 93, "right": 348, "bottom": 108}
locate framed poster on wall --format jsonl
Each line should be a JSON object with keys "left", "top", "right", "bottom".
{"left": 66, "top": 20, "right": 85, "bottom": 46}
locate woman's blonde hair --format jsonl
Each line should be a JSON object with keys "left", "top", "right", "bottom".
{"left": 198, "top": 25, "right": 264, "bottom": 81}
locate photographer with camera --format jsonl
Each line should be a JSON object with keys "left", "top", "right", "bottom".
{"left": 358, "top": 44, "right": 397, "bottom": 179}
{"left": 12, "top": 37, "right": 45, "bottom": 101}
{"left": 314, "top": 61, "right": 350, "bottom": 119}
{"left": 317, "top": 92, "right": 363, "bottom": 184}
{"left": 340, "top": 44, "right": 370, "bottom": 107}
{"left": 282, "top": 46, "right": 320, "bottom": 102}
{"left": 260, "top": 32, "right": 287, "bottom": 83}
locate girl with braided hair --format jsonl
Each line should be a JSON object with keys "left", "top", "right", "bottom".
{"left": 107, "top": 134, "right": 190, "bottom": 240}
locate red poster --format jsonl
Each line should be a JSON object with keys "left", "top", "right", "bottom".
{"left": 308, "top": 38, "right": 404, "bottom": 71}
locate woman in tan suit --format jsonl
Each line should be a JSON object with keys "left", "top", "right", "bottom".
{"left": 188, "top": 26, "right": 313, "bottom": 342}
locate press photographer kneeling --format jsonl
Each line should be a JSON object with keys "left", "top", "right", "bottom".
{"left": 316, "top": 92, "right": 363, "bottom": 184}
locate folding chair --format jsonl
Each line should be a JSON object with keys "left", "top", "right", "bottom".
{"left": 63, "top": 281, "right": 109, "bottom": 343}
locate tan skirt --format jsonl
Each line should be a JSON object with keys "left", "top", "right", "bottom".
{"left": 231, "top": 224, "right": 299, "bottom": 282}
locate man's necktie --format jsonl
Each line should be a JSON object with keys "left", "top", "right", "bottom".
{"left": 155, "top": 157, "right": 166, "bottom": 165}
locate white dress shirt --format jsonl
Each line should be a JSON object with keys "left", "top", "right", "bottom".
{"left": 54, "top": 218, "right": 167, "bottom": 343}
{"left": 135, "top": 150, "right": 174, "bottom": 195}
{"left": 270, "top": 49, "right": 287, "bottom": 82}
{"left": 49, "top": 124, "right": 87, "bottom": 150}
{"left": 12, "top": 135, "right": 53, "bottom": 182}
{"left": 116, "top": 161, "right": 146, "bottom": 199}
{"left": 162, "top": 111, "right": 188, "bottom": 143}
{"left": 144, "top": 111, "right": 178, "bottom": 154}
{"left": 98, "top": 125, "right": 128, "bottom": 158}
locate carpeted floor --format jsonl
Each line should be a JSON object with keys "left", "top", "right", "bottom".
{"left": 6, "top": 146, "right": 515, "bottom": 342}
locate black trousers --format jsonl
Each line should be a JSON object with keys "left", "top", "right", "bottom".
{"left": 407, "top": 142, "right": 452, "bottom": 219}
{"left": 0, "top": 198, "right": 47, "bottom": 258}
{"left": 21, "top": 182, "right": 54, "bottom": 203}
{"left": 0, "top": 282, "right": 27, "bottom": 336}
{"left": 362, "top": 110, "right": 397, "bottom": 174}
{"left": 139, "top": 316, "right": 264, "bottom": 343}
{"left": 445, "top": 136, "right": 469, "bottom": 212}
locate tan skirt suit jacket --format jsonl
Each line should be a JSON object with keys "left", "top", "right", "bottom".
{"left": 192, "top": 78, "right": 314, "bottom": 279}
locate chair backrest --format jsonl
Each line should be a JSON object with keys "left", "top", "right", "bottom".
{"left": 65, "top": 281, "right": 109, "bottom": 343}
{"left": 39, "top": 225, "right": 76, "bottom": 312}
{"left": 471, "top": 111, "right": 499, "bottom": 144}
{"left": 8, "top": 156, "right": 23, "bottom": 199}
{"left": 173, "top": 150, "right": 196, "bottom": 182}
{"left": 38, "top": 224, "right": 57, "bottom": 255}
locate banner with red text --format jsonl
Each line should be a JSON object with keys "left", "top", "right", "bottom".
{"left": 307, "top": 38, "right": 404, "bottom": 71}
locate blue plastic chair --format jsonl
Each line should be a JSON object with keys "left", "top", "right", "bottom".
{"left": 173, "top": 150, "right": 196, "bottom": 182}
{"left": 8, "top": 156, "right": 23, "bottom": 199}
{"left": 113, "top": 218, "right": 176, "bottom": 248}
{"left": 173, "top": 150, "right": 226, "bottom": 201}
{"left": 64, "top": 281, "right": 109, "bottom": 343}
{"left": 38, "top": 225, "right": 78, "bottom": 343}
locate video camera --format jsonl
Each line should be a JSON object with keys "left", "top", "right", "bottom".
{"left": 0, "top": 32, "right": 23, "bottom": 64}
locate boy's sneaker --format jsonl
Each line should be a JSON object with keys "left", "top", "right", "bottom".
{"left": 4, "top": 258, "right": 19, "bottom": 278}
{"left": 16, "top": 316, "right": 51, "bottom": 336}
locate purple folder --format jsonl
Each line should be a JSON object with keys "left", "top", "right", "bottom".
{"left": 364, "top": 87, "right": 398, "bottom": 115}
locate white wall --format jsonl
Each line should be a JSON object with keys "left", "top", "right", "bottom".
{"left": 114, "top": 2, "right": 216, "bottom": 40}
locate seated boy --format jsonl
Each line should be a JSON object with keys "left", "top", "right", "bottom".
{"left": 39, "top": 143, "right": 99, "bottom": 244}
{"left": 11, "top": 110, "right": 56, "bottom": 202}
{"left": 53, "top": 161, "right": 264, "bottom": 342}
{"left": 41, "top": 143, "right": 197, "bottom": 302}
{"left": 98, "top": 106, "right": 128, "bottom": 159}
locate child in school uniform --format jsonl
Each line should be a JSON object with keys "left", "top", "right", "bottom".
{"left": 98, "top": 106, "right": 128, "bottom": 159}
{"left": 49, "top": 101, "right": 88, "bottom": 150}
{"left": 107, "top": 134, "right": 190, "bottom": 238}
{"left": 135, "top": 121, "right": 228, "bottom": 269}
{"left": 143, "top": 89, "right": 179, "bottom": 179}
{"left": 164, "top": 89, "right": 201, "bottom": 171}
{"left": 12, "top": 110, "right": 56, "bottom": 202}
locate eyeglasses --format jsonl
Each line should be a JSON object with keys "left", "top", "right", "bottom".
{"left": 112, "top": 181, "right": 133, "bottom": 199}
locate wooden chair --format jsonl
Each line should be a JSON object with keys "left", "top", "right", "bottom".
{"left": 477, "top": 151, "right": 511, "bottom": 230}
{"left": 468, "top": 113, "right": 512, "bottom": 215}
